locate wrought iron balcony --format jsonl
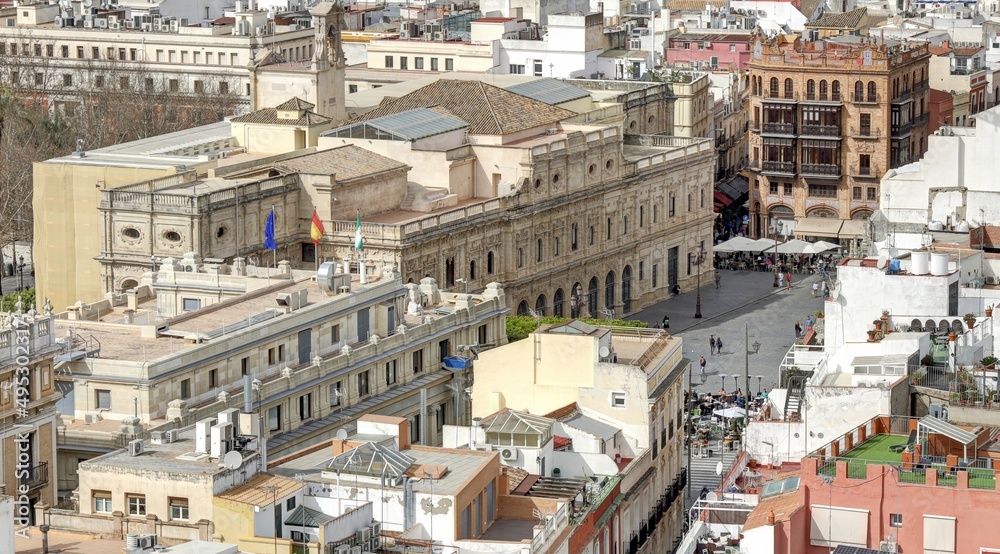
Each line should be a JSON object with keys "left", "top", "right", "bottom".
{"left": 913, "top": 112, "right": 929, "bottom": 127}
{"left": 763, "top": 91, "right": 798, "bottom": 102}
{"left": 762, "top": 122, "right": 795, "bottom": 135}
{"left": 19, "top": 462, "right": 48, "bottom": 492}
{"left": 914, "top": 80, "right": 929, "bottom": 93}
{"left": 851, "top": 92, "right": 881, "bottom": 104}
{"left": 891, "top": 121, "right": 912, "bottom": 137}
{"left": 801, "top": 163, "right": 841, "bottom": 177}
{"left": 850, "top": 164, "right": 881, "bottom": 178}
{"left": 850, "top": 126, "right": 880, "bottom": 139}
{"left": 892, "top": 88, "right": 912, "bottom": 104}
{"left": 799, "top": 124, "right": 840, "bottom": 137}
{"left": 761, "top": 160, "right": 796, "bottom": 174}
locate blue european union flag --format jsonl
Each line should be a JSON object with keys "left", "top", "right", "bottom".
{"left": 264, "top": 208, "right": 277, "bottom": 250}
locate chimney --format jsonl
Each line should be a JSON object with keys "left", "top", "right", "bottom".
{"left": 767, "top": 509, "right": 776, "bottom": 525}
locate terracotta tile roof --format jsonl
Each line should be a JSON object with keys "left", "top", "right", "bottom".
{"left": 741, "top": 487, "right": 804, "bottom": 532}
{"left": 553, "top": 436, "right": 572, "bottom": 450}
{"left": 928, "top": 45, "right": 952, "bottom": 56}
{"left": 970, "top": 225, "right": 1000, "bottom": 249}
{"left": 356, "top": 80, "right": 574, "bottom": 135}
{"left": 275, "top": 97, "right": 316, "bottom": 110}
{"left": 543, "top": 402, "right": 579, "bottom": 420}
{"left": 276, "top": 145, "right": 408, "bottom": 181}
{"left": 216, "top": 473, "right": 304, "bottom": 505}
{"left": 953, "top": 46, "right": 983, "bottom": 57}
{"left": 504, "top": 466, "right": 530, "bottom": 492}
{"left": 808, "top": 7, "right": 868, "bottom": 29}
{"left": 230, "top": 108, "right": 331, "bottom": 127}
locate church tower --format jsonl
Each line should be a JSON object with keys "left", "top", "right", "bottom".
{"left": 309, "top": 2, "right": 347, "bottom": 123}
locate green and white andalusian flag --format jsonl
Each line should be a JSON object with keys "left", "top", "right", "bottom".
{"left": 354, "top": 210, "right": 364, "bottom": 251}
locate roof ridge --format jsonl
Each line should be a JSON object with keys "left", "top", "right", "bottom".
{"left": 478, "top": 81, "right": 505, "bottom": 135}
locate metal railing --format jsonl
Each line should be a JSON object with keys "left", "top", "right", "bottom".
{"left": 19, "top": 462, "right": 48, "bottom": 491}
{"left": 891, "top": 122, "right": 912, "bottom": 137}
{"left": 914, "top": 80, "right": 929, "bottom": 93}
{"left": 801, "top": 163, "right": 841, "bottom": 177}
{"left": 850, "top": 164, "right": 881, "bottom": 178}
{"left": 892, "top": 88, "right": 912, "bottom": 103}
{"left": 800, "top": 124, "right": 840, "bottom": 137}
{"left": 762, "top": 122, "right": 795, "bottom": 135}
{"left": 852, "top": 92, "right": 881, "bottom": 104}
{"left": 764, "top": 91, "right": 798, "bottom": 101}
{"left": 850, "top": 126, "right": 880, "bottom": 138}
{"left": 913, "top": 113, "right": 929, "bottom": 127}
{"left": 761, "top": 160, "right": 795, "bottom": 173}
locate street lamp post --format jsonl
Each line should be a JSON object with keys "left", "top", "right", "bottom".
{"left": 756, "top": 375, "right": 764, "bottom": 396}
{"left": 17, "top": 255, "right": 25, "bottom": 292}
{"left": 693, "top": 244, "right": 706, "bottom": 318}
{"left": 744, "top": 323, "right": 761, "bottom": 398}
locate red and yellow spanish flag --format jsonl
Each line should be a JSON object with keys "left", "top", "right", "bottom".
{"left": 310, "top": 209, "right": 325, "bottom": 245}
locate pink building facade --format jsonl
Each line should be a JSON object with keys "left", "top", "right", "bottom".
{"left": 665, "top": 32, "right": 753, "bottom": 70}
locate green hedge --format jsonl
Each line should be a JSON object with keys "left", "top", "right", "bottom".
{"left": 506, "top": 315, "right": 648, "bottom": 342}
{"left": 0, "top": 288, "right": 34, "bottom": 312}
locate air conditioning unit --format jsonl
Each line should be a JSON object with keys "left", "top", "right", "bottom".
{"left": 433, "top": 31, "right": 444, "bottom": 40}
{"left": 128, "top": 439, "right": 144, "bottom": 457}
{"left": 370, "top": 522, "right": 382, "bottom": 548}
{"left": 110, "top": 22, "right": 120, "bottom": 29}
{"left": 141, "top": 22, "right": 152, "bottom": 31}
{"left": 399, "top": 29, "right": 409, "bottom": 39}
{"left": 356, "top": 528, "right": 371, "bottom": 544}
{"left": 334, "top": 546, "right": 352, "bottom": 554}
{"left": 137, "top": 535, "right": 157, "bottom": 549}
{"left": 164, "top": 429, "right": 178, "bottom": 443}
{"left": 879, "top": 540, "right": 898, "bottom": 553}
{"left": 83, "top": 19, "right": 94, "bottom": 28}
{"left": 501, "top": 447, "right": 519, "bottom": 461}
{"left": 54, "top": 16, "right": 64, "bottom": 26}
{"left": 108, "top": 15, "right": 118, "bottom": 24}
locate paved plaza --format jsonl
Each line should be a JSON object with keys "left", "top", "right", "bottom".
{"left": 632, "top": 268, "right": 829, "bottom": 397}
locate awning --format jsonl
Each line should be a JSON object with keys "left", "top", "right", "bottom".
{"left": 714, "top": 191, "right": 734, "bottom": 208}
{"left": 794, "top": 218, "right": 843, "bottom": 238}
{"left": 839, "top": 219, "right": 866, "bottom": 239}
{"left": 717, "top": 175, "right": 749, "bottom": 201}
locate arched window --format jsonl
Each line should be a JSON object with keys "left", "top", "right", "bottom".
{"left": 784, "top": 78, "right": 793, "bottom": 99}
{"left": 536, "top": 238, "right": 543, "bottom": 262}
{"left": 517, "top": 300, "right": 528, "bottom": 316}
{"left": 487, "top": 251, "right": 495, "bottom": 274}
{"left": 571, "top": 223, "right": 578, "bottom": 250}
{"left": 855, "top": 81, "right": 864, "bottom": 101}
{"left": 517, "top": 248, "right": 523, "bottom": 268}
{"left": 806, "top": 79, "right": 815, "bottom": 100}
{"left": 535, "top": 295, "right": 547, "bottom": 316}
{"left": 605, "top": 271, "right": 616, "bottom": 311}
{"left": 623, "top": 216, "right": 629, "bottom": 235}
{"left": 621, "top": 266, "right": 632, "bottom": 313}
{"left": 639, "top": 206, "right": 644, "bottom": 227}
{"left": 752, "top": 77, "right": 759, "bottom": 96}
{"left": 867, "top": 81, "right": 877, "bottom": 102}
{"left": 831, "top": 80, "right": 841, "bottom": 101}
{"left": 819, "top": 80, "right": 828, "bottom": 100}
{"left": 553, "top": 237, "right": 560, "bottom": 256}
{"left": 700, "top": 188, "right": 705, "bottom": 208}
{"left": 588, "top": 277, "right": 599, "bottom": 315}
{"left": 470, "top": 260, "right": 476, "bottom": 280}
{"left": 769, "top": 77, "right": 779, "bottom": 97}
{"left": 653, "top": 204, "right": 659, "bottom": 223}
{"left": 606, "top": 217, "right": 612, "bottom": 240}
{"left": 669, "top": 193, "right": 675, "bottom": 216}
{"left": 553, "top": 288, "right": 564, "bottom": 317}
{"left": 687, "top": 193, "right": 692, "bottom": 212}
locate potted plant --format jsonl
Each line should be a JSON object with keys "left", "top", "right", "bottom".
{"left": 982, "top": 356, "right": 998, "bottom": 369}
{"left": 873, "top": 319, "right": 883, "bottom": 331}
{"left": 816, "top": 310, "right": 824, "bottom": 319}
{"left": 963, "top": 313, "right": 977, "bottom": 329}
{"left": 867, "top": 329, "right": 877, "bottom": 341}
{"left": 987, "top": 305, "right": 994, "bottom": 318}
{"left": 949, "top": 331, "right": 957, "bottom": 341}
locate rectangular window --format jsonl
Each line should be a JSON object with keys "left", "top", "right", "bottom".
{"left": 384, "top": 55, "right": 393, "bottom": 68}
{"left": 411, "top": 414, "right": 421, "bottom": 442}
{"left": 414, "top": 57, "right": 423, "bottom": 69}
{"left": 358, "top": 370, "right": 370, "bottom": 396}
{"left": 182, "top": 298, "right": 201, "bottom": 311}
{"left": 412, "top": 349, "right": 424, "bottom": 373}
{"left": 385, "top": 360, "right": 397, "bottom": 386}
{"left": 62, "top": 74, "right": 72, "bottom": 86}
{"left": 278, "top": 344, "right": 285, "bottom": 362}
{"left": 180, "top": 379, "right": 190, "bottom": 399}
{"left": 867, "top": 187, "right": 877, "bottom": 201}
{"left": 92, "top": 46, "right": 99, "bottom": 58}
{"left": 169, "top": 498, "right": 189, "bottom": 520}
{"left": 478, "top": 324, "right": 488, "bottom": 345}
{"left": 219, "top": 81, "right": 228, "bottom": 95}
{"left": 119, "top": 76, "right": 129, "bottom": 90}
{"left": 145, "top": 78, "right": 154, "bottom": 92}
{"left": 127, "top": 494, "right": 146, "bottom": 516}
{"left": 783, "top": 182, "right": 792, "bottom": 195}
{"left": 853, "top": 186, "right": 862, "bottom": 200}
{"left": 348, "top": 84, "right": 358, "bottom": 93}
{"left": 445, "top": 58, "right": 454, "bottom": 70}
{"left": 859, "top": 113, "right": 872, "bottom": 136}
{"left": 61, "top": 45, "right": 68, "bottom": 57}
{"left": 96, "top": 389, "right": 111, "bottom": 410}
{"left": 808, "top": 184, "right": 837, "bottom": 198}
{"left": 652, "top": 264, "right": 658, "bottom": 287}
{"left": 230, "top": 53, "right": 238, "bottom": 65}
{"left": 890, "top": 513, "right": 902, "bottom": 528}
{"left": 431, "top": 58, "right": 439, "bottom": 71}
{"left": 298, "top": 393, "right": 312, "bottom": 421}
{"left": 130, "top": 48, "right": 137, "bottom": 61}
{"left": 611, "top": 392, "right": 626, "bottom": 407}
{"left": 329, "top": 381, "right": 342, "bottom": 406}
{"left": 509, "top": 64, "right": 524, "bottom": 74}
{"left": 286, "top": 497, "right": 296, "bottom": 511}
{"left": 639, "top": 261, "right": 644, "bottom": 281}
{"left": 437, "top": 402, "right": 447, "bottom": 431}
{"left": 208, "top": 369, "right": 217, "bottom": 388}
{"left": 77, "top": 46, "right": 84, "bottom": 58}
{"left": 193, "top": 80, "right": 204, "bottom": 93}
{"left": 241, "top": 357, "right": 249, "bottom": 376}
{"left": 533, "top": 59, "right": 542, "bottom": 76}
{"left": 400, "top": 56, "right": 408, "bottom": 70}
{"left": 769, "top": 182, "right": 779, "bottom": 195}
{"left": 46, "top": 44, "right": 53, "bottom": 56}
{"left": 267, "top": 405, "right": 281, "bottom": 431}
{"left": 93, "top": 491, "right": 112, "bottom": 513}
{"left": 169, "top": 79, "right": 179, "bottom": 92}
{"left": 34, "top": 72, "right": 42, "bottom": 86}
{"left": 331, "top": 324, "right": 341, "bottom": 345}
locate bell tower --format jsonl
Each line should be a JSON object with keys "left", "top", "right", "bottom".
{"left": 309, "top": 2, "right": 347, "bottom": 123}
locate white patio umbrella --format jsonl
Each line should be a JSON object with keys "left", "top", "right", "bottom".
{"left": 776, "top": 239, "right": 812, "bottom": 255}
{"left": 714, "top": 236, "right": 758, "bottom": 253}
{"left": 713, "top": 406, "right": 747, "bottom": 419}
{"left": 804, "top": 240, "right": 840, "bottom": 254}
{"left": 747, "top": 238, "right": 779, "bottom": 253}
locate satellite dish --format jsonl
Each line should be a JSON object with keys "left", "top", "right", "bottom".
{"left": 877, "top": 254, "right": 888, "bottom": 269}
{"left": 599, "top": 345, "right": 611, "bottom": 358}
{"left": 223, "top": 450, "right": 244, "bottom": 470}
{"left": 336, "top": 428, "right": 348, "bottom": 441}
{"left": 715, "top": 461, "right": 724, "bottom": 476}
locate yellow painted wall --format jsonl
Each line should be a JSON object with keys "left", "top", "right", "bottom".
{"left": 32, "top": 162, "right": 175, "bottom": 311}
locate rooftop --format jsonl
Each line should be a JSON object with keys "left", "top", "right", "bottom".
{"left": 217, "top": 473, "right": 305, "bottom": 505}
{"left": 807, "top": 7, "right": 870, "bottom": 29}
{"left": 276, "top": 144, "right": 410, "bottom": 179}
{"left": 81, "top": 426, "right": 258, "bottom": 475}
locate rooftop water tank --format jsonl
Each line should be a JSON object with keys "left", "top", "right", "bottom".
{"left": 911, "top": 250, "right": 929, "bottom": 275}
{"left": 930, "top": 252, "right": 949, "bottom": 276}
{"left": 928, "top": 220, "right": 944, "bottom": 231}
{"left": 957, "top": 220, "right": 970, "bottom": 233}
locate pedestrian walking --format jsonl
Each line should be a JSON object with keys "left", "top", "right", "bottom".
{"left": 821, "top": 280, "right": 828, "bottom": 298}
{"left": 806, "top": 315, "right": 813, "bottom": 329}
{"left": 715, "top": 271, "right": 721, "bottom": 289}
{"left": 716, "top": 337, "right": 723, "bottom": 354}
{"left": 785, "top": 272, "right": 792, "bottom": 290}
{"left": 699, "top": 355, "right": 707, "bottom": 375}
{"left": 662, "top": 315, "right": 670, "bottom": 330}
{"left": 812, "top": 282, "right": 819, "bottom": 297}
{"left": 794, "top": 321, "right": 802, "bottom": 339}
{"left": 710, "top": 335, "right": 717, "bottom": 355}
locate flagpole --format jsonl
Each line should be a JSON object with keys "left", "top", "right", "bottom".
{"left": 315, "top": 206, "right": 319, "bottom": 272}
{"left": 271, "top": 204, "right": 277, "bottom": 269}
